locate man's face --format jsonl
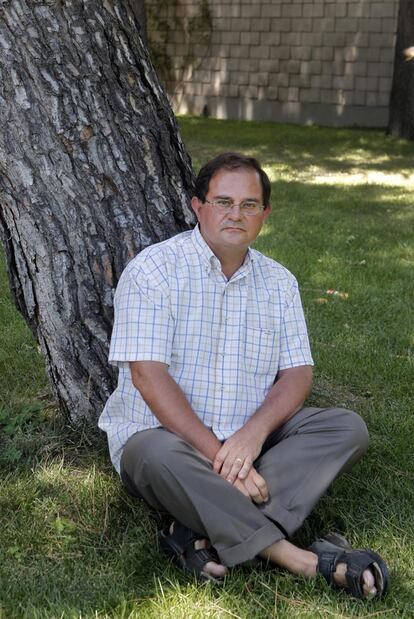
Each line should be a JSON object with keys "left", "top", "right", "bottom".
{"left": 191, "top": 167, "right": 271, "bottom": 257}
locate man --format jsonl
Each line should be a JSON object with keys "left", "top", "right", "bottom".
{"left": 99, "top": 153, "right": 388, "bottom": 598}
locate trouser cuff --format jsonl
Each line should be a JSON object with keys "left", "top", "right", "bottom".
{"left": 216, "top": 522, "right": 285, "bottom": 567}
{"left": 261, "top": 503, "right": 303, "bottom": 538}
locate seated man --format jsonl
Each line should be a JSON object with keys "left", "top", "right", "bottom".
{"left": 99, "top": 152, "right": 388, "bottom": 598}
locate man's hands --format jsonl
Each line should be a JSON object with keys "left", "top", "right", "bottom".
{"left": 213, "top": 425, "right": 265, "bottom": 482}
{"left": 233, "top": 466, "right": 269, "bottom": 504}
{"left": 212, "top": 425, "right": 269, "bottom": 503}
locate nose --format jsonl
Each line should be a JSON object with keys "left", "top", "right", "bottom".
{"left": 227, "top": 204, "right": 243, "bottom": 219}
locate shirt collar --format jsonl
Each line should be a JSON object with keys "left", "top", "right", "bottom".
{"left": 190, "top": 224, "right": 254, "bottom": 277}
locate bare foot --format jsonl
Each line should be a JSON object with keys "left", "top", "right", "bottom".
{"left": 260, "top": 539, "right": 381, "bottom": 599}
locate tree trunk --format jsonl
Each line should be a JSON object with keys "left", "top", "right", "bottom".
{"left": 0, "top": 0, "right": 195, "bottom": 423}
{"left": 127, "top": 0, "right": 147, "bottom": 45}
{"left": 387, "top": 0, "right": 414, "bottom": 140}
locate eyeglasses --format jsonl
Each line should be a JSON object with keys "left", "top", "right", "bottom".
{"left": 204, "top": 198, "right": 265, "bottom": 216}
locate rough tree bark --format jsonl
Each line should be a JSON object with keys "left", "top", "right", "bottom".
{"left": 387, "top": 0, "right": 414, "bottom": 140}
{"left": 127, "top": 0, "right": 147, "bottom": 45}
{"left": 0, "top": 0, "right": 195, "bottom": 422}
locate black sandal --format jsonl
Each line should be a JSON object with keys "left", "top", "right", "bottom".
{"left": 158, "top": 521, "right": 225, "bottom": 584}
{"left": 309, "top": 532, "right": 390, "bottom": 598}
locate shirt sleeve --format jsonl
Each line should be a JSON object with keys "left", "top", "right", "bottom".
{"left": 108, "top": 258, "right": 174, "bottom": 368}
{"left": 278, "top": 278, "right": 314, "bottom": 370}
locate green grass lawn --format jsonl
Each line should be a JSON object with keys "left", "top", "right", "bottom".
{"left": 1, "top": 118, "right": 413, "bottom": 618}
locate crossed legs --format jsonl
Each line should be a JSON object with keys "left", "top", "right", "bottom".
{"left": 120, "top": 407, "right": 369, "bottom": 571}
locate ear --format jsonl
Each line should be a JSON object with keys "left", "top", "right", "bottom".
{"left": 262, "top": 203, "right": 272, "bottom": 222}
{"left": 191, "top": 196, "right": 203, "bottom": 220}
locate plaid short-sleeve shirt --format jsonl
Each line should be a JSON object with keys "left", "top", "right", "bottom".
{"left": 98, "top": 225, "right": 313, "bottom": 473}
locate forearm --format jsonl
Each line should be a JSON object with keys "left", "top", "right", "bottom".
{"left": 130, "top": 360, "right": 222, "bottom": 462}
{"left": 245, "top": 365, "right": 313, "bottom": 441}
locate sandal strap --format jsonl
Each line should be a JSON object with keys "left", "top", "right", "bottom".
{"left": 170, "top": 521, "right": 201, "bottom": 551}
{"left": 315, "top": 550, "right": 346, "bottom": 587}
{"left": 183, "top": 545, "right": 220, "bottom": 573}
{"left": 316, "top": 549, "right": 371, "bottom": 597}
{"left": 342, "top": 550, "right": 385, "bottom": 597}
{"left": 158, "top": 521, "right": 202, "bottom": 559}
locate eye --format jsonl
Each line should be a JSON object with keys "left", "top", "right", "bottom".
{"left": 241, "top": 201, "right": 260, "bottom": 211}
{"left": 215, "top": 199, "right": 233, "bottom": 209}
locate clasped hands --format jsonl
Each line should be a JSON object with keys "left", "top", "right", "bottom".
{"left": 212, "top": 426, "right": 269, "bottom": 504}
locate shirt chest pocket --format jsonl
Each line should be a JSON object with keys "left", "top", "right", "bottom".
{"left": 244, "top": 326, "right": 280, "bottom": 376}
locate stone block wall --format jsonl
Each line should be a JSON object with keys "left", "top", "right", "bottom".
{"left": 150, "top": 0, "right": 399, "bottom": 127}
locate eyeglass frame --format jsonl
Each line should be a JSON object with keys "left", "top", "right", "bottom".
{"left": 203, "top": 198, "right": 266, "bottom": 215}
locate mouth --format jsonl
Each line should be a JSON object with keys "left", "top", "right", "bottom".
{"left": 222, "top": 226, "right": 245, "bottom": 231}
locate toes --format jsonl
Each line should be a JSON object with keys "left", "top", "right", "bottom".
{"left": 193, "top": 538, "right": 227, "bottom": 579}
{"left": 362, "top": 568, "right": 377, "bottom": 598}
{"left": 203, "top": 560, "right": 228, "bottom": 578}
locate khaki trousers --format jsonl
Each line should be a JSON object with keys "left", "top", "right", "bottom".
{"left": 120, "top": 407, "right": 368, "bottom": 567}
